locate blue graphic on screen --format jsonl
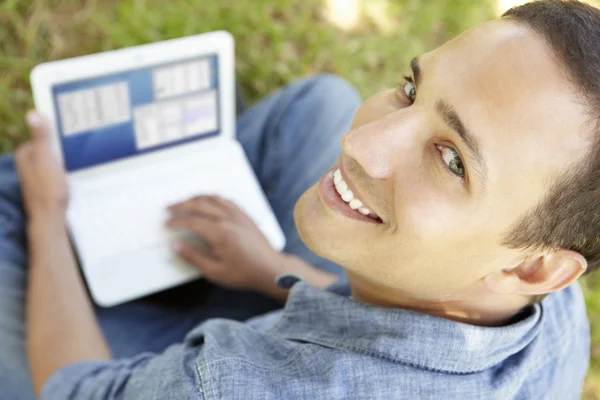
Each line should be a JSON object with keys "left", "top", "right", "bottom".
{"left": 52, "top": 55, "right": 220, "bottom": 171}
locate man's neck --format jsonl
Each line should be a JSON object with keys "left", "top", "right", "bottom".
{"left": 346, "top": 271, "right": 532, "bottom": 327}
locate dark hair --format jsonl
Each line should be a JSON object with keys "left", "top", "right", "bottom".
{"left": 501, "top": 1, "right": 600, "bottom": 277}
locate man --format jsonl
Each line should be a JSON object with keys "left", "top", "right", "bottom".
{"left": 0, "top": 0, "right": 596, "bottom": 398}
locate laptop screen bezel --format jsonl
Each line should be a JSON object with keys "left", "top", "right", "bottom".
{"left": 30, "top": 31, "right": 236, "bottom": 173}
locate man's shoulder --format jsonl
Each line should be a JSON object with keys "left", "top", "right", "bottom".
{"left": 522, "top": 283, "right": 590, "bottom": 396}
{"left": 496, "top": 283, "right": 590, "bottom": 399}
{"left": 178, "top": 282, "right": 590, "bottom": 399}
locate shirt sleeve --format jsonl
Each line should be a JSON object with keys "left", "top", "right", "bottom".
{"left": 39, "top": 343, "right": 204, "bottom": 400}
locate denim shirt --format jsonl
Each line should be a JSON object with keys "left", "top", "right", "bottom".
{"left": 41, "top": 277, "right": 590, "bottom": 400}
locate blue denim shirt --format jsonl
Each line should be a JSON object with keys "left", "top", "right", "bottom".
{"left": 41, "top": 277, "right": 590, "bottom": 400}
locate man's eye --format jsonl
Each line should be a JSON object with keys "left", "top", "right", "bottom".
{"left": 401, "top": 75, "right": 416, "bottom": 103}
{"left": 437, "top": 145, "right": 465, "bottom": 179}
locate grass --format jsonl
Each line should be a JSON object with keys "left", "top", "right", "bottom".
{"left": 1, "top": 0, "right": 600, "bottom": 398}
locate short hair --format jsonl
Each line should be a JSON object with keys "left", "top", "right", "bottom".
{"left": 501, "top": 1, "right": 600, "bottom": 278}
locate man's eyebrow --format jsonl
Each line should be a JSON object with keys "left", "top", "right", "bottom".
{"left": 435, "top": 99, "right": 487, "bottom": 188}
{"left": 410, "top": 57, "right": 421, "bottom": 87}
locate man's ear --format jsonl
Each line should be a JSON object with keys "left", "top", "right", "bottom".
{"left": 483, "top": 250, "right": 587, "bottom": 296}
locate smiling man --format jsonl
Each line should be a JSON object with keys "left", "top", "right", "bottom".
{"left": 297, "top": 7, "right": 594, "bottom": 320}
{"left": 1, "top": 0, "right": 598, "bottom": 399}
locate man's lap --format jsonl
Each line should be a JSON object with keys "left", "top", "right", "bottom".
{"left": 0, "top": 74, "right": 361, "bottom": 398}
{"left": 0, "top": 156, "right": 34, "bottom": 400}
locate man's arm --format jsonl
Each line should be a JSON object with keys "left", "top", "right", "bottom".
{"left": 16, "top": 112, "right": 111, "bottom": 397}
{"left": 26, "top": 214, "right": 111, "bottom": 396}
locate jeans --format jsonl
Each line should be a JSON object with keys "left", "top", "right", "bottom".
{"left": 0, "top": 74, "right": 362, "bottom": 399}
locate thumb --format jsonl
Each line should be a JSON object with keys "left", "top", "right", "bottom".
{"left": 26, "top": 111, "right": 49, "bottom": 142}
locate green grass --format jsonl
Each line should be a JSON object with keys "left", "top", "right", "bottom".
{"left": 2, "top": 0, "right": 600, "bottom": 398}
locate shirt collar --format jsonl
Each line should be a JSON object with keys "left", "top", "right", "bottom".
{"left": 272, "top": 279, "right": 573, "bottom": 374}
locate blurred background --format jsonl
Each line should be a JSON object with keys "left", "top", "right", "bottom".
{"left": 1, "top": 0, "right": 600, "bottom": 397}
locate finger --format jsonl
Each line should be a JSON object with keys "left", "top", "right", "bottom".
{"left": 14, "top": 143, "right": 33, "bottom": 174}
{"left": 172, "top": 241, "right": 221, "bottom": 278}
{"left": 15, "top": 142, "right": 33, "bottom": 161}
{"left": 212, "top": 197, "right": 253, "bottom": 222}
{"left": 25, "top": 111, "right": 49, "bottom": 142}
{"left": 166, "top": 216, "right": 221, "bottom": 243}
{"left": 170, "top": 195, "right": 228, "bottom": 209}
{"left": 168, "top": 196, "right": 229, "bottom": 219}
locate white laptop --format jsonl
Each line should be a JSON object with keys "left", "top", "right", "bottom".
{"left": 30, "top": 31, "right": 286, "bottom": 307}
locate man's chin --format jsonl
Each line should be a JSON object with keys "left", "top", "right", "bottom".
{"left": 293, "top": 186, "right": 337, "bottom": 259}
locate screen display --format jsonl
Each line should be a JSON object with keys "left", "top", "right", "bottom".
{"left": 52, "top": 54, "right": 220, "bottom": 171}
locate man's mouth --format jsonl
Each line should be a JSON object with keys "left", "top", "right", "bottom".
{"left": 333, "top": 168, "right": 382, "bottom": 222}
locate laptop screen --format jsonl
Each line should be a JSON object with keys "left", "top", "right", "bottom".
{"left": 51, "top": 54, "right": 220, "bottom": 172}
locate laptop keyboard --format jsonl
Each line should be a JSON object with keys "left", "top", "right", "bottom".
{"left": 67, "top": 165, "right": 269, "bottom": 263}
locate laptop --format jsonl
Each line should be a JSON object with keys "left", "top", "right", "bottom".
{"left": 30, "top": 31, "right": 286, "bottom": 307}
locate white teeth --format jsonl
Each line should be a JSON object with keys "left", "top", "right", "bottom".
{"left": 333, "top": 168, "right": 377, "bottom": 219}
{"left": 334, "top": 169, "right": 342, "bottom": 185}
{"left": 341, "top": 190, "right": 353, "bottom": 202}
{"left": 349, "top": 199, "right": 362, "bottom": 210}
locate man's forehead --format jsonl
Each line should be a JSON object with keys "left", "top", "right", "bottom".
{"left": 443, "top": 21, "right": 574, "bottom": 123}
{"left": 433, "top": 20, "right": 555, "bottom": 85}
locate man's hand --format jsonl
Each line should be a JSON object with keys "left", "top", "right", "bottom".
{"left": 167, "top": 195, "right": 285, "bottom": 294}
{"left": 15, "top": 111, "right": 68, "bottom": 220}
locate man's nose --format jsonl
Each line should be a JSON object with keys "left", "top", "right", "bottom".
{"left": 342, "top": 113, "right": 419, "bottom": 180}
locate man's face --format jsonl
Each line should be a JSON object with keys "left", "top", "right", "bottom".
{"left": 294, "top": 20, "right": 591, "bottom": 300}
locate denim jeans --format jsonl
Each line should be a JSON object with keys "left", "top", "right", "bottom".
{"left": 0, "top": 74, "right": 362, "bottom": 399}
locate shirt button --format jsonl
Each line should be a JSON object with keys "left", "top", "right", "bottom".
{"left": 275, "top": 273, "right": 303, "bottom": 289}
